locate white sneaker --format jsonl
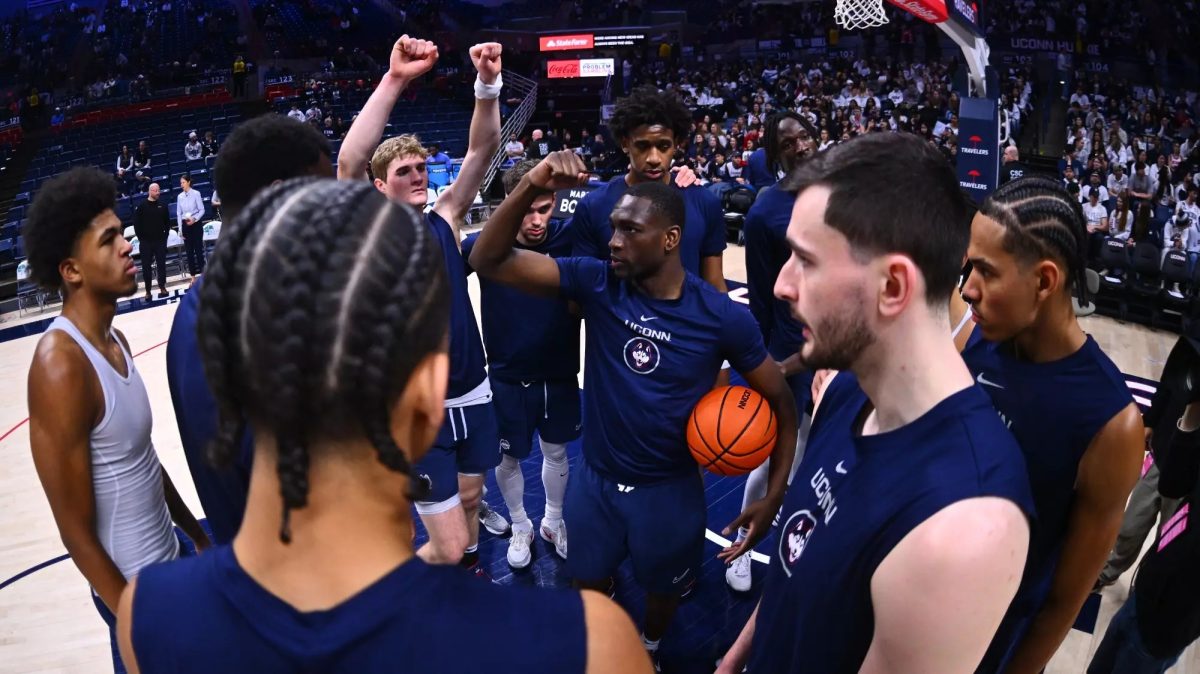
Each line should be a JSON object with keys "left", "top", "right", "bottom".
{"left": 479, "top": 501, "right": 511, "bottom": 537}
{"left": 540, "top": 519, "right": 568, "bottom": 560}
{"left": 507, "top": 527, "right": 534, "bottom": 569}
{"left": 725, "top": 553, "right": 752, "bottom": 592}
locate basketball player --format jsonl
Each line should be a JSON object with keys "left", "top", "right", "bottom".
{"left": 570, "top": 85, "right": 728, "bottom": 291}
{"left": 115, "top": 179, "right": 651, "bottom": 674}
{"left": 718, "top": 134, "right": 1034, "bottom": 674}
{"left": 728, "top": 111, "right": 818, "bottom": 592}
{"left": 961, "top": 176, "right": 1144, "bottom": 673}
{"left": 23, "top": 167, "right": 210, "bottom": 673}
{"left": 338, "top": 36, "right": 504, "bottom": 570}
{"left": 166, "top": 114, "right": 334, "bottom": 545}
{"left": 461, "top": 159, "right": 579, "bottom": 568}
{"left": 469, "top": 150, "right": 798, "bottom": 667}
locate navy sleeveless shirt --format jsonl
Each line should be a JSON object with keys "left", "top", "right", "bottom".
{"left": 131, "top": 546, "right": 587, "bottom": 673}
{"left": 426, "top": 211, "right": 489, "bottom": 399}
{"left": 965, "top": 336, "right": 1133, "bottom": 670}
{"left": 747, "top": 374, "right": 1034, "bottom": 673}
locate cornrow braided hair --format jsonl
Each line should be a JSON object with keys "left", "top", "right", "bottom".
{"left": 198, "top": 178, "right": 450, "bottom": 543}
{"left": 980, "top": 176, "right": 1091, "bottom": 304}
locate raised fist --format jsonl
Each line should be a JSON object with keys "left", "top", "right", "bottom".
{"left": 526, "top": 150, "right": 590, "bottom": 192}
{"left": 389, "top": 35, "right": 438, "bottom": 82}
{"left": 470, "top": 42, "right": 503, "bottom": 85}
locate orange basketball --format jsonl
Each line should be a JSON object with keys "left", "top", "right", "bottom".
{"left": 687, "top": 385, "right": 777, "bottom": 476}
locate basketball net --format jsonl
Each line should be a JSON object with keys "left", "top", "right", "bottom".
{"left": 835, "top": 0, "right": 889, "bottom": 30}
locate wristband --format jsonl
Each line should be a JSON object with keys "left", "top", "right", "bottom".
{"left": 474, "top": 74, "right": 503, "bottom": 100}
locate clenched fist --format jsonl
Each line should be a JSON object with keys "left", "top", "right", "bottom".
{"left": 525, "top": 150, "right": 590, "bottom": 193}
{"left": 389, "top": 35, "right": 438, "bottom": 82}
{"left": 470, "top": 42, "right": 503, "bottom": 85}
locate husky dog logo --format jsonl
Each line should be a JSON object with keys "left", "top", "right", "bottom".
{"left": 623, "top": 337, "right": 661, "bottom": 374}
{"left": 778, "top": 510, "right": 818, "bottom": 577}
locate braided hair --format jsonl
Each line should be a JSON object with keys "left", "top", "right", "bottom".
{"left": 197, "top": 178, "right": 449, "bottom": 543}
{"left": 979, "top": 176, "right": 1090, "bottom": 303}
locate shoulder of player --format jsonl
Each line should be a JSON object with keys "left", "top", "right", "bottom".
{"left": 883, "top": 497, "right": 1028, "bottom": 575}
{"left": 1085, "top": 402, "right": 1144, "bottom": 457}
{"left": 29, "top": 330, "right": 99, "bottom": 413}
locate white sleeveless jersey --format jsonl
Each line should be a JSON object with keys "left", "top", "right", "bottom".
{"left": 48, "top": 317, "right": 179, "bottom": 580}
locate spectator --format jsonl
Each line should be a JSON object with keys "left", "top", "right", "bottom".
{"left": 320, "top": 116, "right": 342, "bottom": 141}
{"left": 504, "top": 132, "right": 524, "bottom": 159}
{"left": 1084, "top": 187, "right": 1110, "bottom": 258}
{"left": 1108, "top": 198, "right": 1135, "bottom": 243}
{"left": 1164, "top": 215, "right": 1194, "bottom": 261}
{"left": 1083, "top": 171, "right": 1112, "bottom": 204}
{"left": 817, "top": 128, "right": 835, "bottom": 152}
{"left": 201, "top": 130, "right": 219, "bottom": 158}
{"left": 1108, "top": 163, "right": 1130, "bottom": 197}
{"left": 133, "top": 140, "right": 152, "bottom": 190}
{"left": 1128, "top": 161, "right": 1156, "bottom": 205}
{"left": 528, "top": 129, "right": 560, "bottom": 159}
{"left": 1063, "top": 165, "right": 1081, "bottom": 193}
{"left": 176, "top": 174, "right": 206, "bottom": 276}
{"left": 184, "top": 132, "right": 203, "bottom": 161}
{"left": 287, "top": 103, "right": 305, "bottom": 123}
{"left": 231, "top": 55, "right": 247, "bottom": 97}
{"left": 427, "top": 143, "right": 450, "bottom": 166}
{"left": 133, "top": 182, "right": 171, "bottom": 300}
{"left": 305, "top": 102, "right": 322, "bottom": 124}
{"left": 1000, "top": 145, "right": 1027, "bottom": 184}
{"left": 115, "top": 144, "right": 135, "bottom": 194}
{"left": 1177, "top": 188, "right": 1200, "bottom": 229}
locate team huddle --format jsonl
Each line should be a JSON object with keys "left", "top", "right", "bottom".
{"left": 22, "top": 35, "right": 1145, "bottom": 674}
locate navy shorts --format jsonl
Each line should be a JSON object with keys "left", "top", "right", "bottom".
{"left": 492, "top": 378, "right": 581, "bottom": 459}
{"left": 415, "top": 402, "right": 501, "bottom": 504}
{"left": 565, "top": 460, "right": 706, "bottom": 595}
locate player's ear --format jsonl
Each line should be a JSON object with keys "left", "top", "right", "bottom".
{"left": 1032, "top": 259, "right": 1063, "bottom": 302}
{"left": 663, "top": 224, "right": 681, "bottom": 252}
{"left": 391, "top": 348, "right": 449, "bottom": 464}
{"left": 876, "top": 253, "right": 917, "bottom": 319}
{"left": 373, "top": 178, "right": 388, "bottom": 195}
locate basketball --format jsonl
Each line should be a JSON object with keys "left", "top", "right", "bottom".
{"left": 687, "top": 385, "right": 777, "bottom": 476}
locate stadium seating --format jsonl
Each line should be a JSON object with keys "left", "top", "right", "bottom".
{"left": 1, "top": 102, "right": 243, "bottom": 265}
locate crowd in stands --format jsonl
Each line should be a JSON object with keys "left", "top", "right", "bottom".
{"left": 1059, "top": 77, "right": 1200, "bottom": 267}
{"left": 509, "top": 51, "right": 1031, "bottom": 197}
{"left": 0, "top": 3, "right": 98, "bottom": 124}
{"left": 78, "top": 0, "right": 244, "bottom": 106}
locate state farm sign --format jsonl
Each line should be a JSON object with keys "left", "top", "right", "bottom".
{"left": 546, "top": 58, "right": 615, "bottom": 79}
{"left": 885, "top": 0, "right": 948, "bottom": 23}
{"left": 540, "top": 34, "right": 594, "bottom": 51}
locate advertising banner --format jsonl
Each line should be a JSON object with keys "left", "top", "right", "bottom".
{"left": 956, "top": 96, "right": 1000, "bottom": 203}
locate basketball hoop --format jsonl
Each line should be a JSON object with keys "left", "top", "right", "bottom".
{"left": 835, "top": 0, "right": 889, "bottom": 30}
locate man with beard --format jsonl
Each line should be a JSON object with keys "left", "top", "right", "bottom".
{"left": 717, "top": 133, "right": 1034, "bottom": 674}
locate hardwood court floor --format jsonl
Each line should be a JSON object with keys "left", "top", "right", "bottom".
{"left": 0, "top": 244, "right": 1193, "bottom": 672}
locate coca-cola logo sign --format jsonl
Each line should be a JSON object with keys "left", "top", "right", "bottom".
{"left": 547, "top": 60, "right": 581, "bottom": 79}
{"left": 546, "top": 58, "right": 614, "bottom": 79}
{"left": 885, "top": 0, "right": 948, "bottom": 23}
